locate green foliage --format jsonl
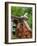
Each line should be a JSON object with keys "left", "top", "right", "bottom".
{"left": 11, "top": 6, "right": 32, "bottom": 28}
{"left": 11, "top": 7, "right": 25, "bottom": 16}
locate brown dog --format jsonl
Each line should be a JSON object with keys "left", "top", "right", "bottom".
{"left": 16, "top": 21, "right": 32, "bottom": 39}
